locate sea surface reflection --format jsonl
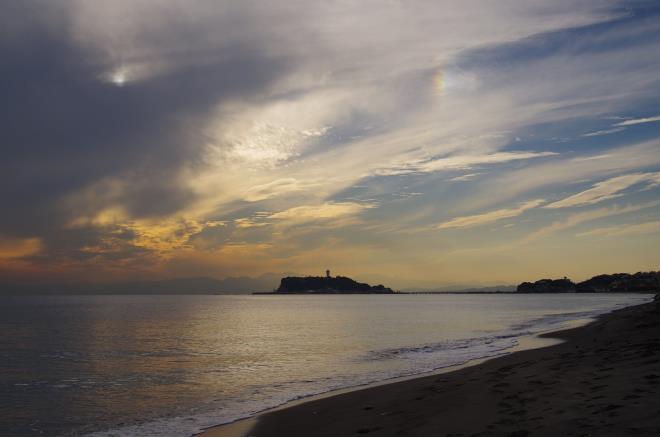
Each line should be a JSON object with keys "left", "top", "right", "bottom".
{"left": 0, "top": 293, "right": 650, "bottom": 436}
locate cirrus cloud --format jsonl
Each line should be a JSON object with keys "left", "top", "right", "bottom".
{"left": 268, "top": 202, "right": 375, "bottom": 224}
{"left": 613, "top": 115, "right": 660, "bottom": 126}
{"left": 437, "top": 199, "right": 545, "bottom": 229}
{"left": 577, "top": 220, "right": 660, "bottom": 237}
{"left": 545, "top": 172, "right": 660, "bottom": 209}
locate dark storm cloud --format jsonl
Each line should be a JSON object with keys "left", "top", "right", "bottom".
{"left": 0, "top": 2, "right": 289, "bottom": 252}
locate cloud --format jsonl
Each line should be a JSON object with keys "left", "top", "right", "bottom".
{"left": 580, "top": 113, "right": 660, "bottom": 138}
{"left": 0, "top": 238, "right": 43, "bottom": 260}
{"left": 437, "top": 199, "right": 545, "bottom": 229}
{"left": 3, "top": 0, "right": 660, "bottom": 284}
{"left": 581, "top": 127, "right": 625, "bottom": 137}
{"left": 525, "top": 201, "right": 660, "bottom": 242}
{"left": 0, "top": 0, "right": 292, "bottom": 268}
{"left": 220, "top": 121, "right": 330, "bottom": 169}
{"left": 376, "top": 151, "right": 558, "bottom": 176}
{"left": 242, "top": 178, "right": 319, "bottom": 202}
{"left": 449, "top": 173, "right": 481, "bottom": 181}
{"left": 614, "top": 115, "right": 660, "bottom": 126}
{"left": 545, "top": 172, "right": 660, "bottom": 209}
{"left": 234, "top": 218, "right": 271, "bottom": 229}
{"left": 469, "top": 138, "right": 660, "bottom": 211}
{"left": 577, "top": 220, "right": 660, "bottom": 237}
{"left": 268, "top": 202, "right": 375, "bottom": 224}
{"left": 422, "top": 151, "right": 558, "bottom": 172}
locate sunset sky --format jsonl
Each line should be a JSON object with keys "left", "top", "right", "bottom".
{"left": 2, "top": 0, "right": 659, "bottom": 288}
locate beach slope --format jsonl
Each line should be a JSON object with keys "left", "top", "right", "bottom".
{"left": 204, "top": 298, "right": 660, "bottom": 437}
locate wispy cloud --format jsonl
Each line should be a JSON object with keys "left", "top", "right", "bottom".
{"left": 581, "top": 127, "right": 625, "bottom": 137}
{"left": 437, "top": 199, "right": 544, "bottom": 230}
{"left": 614, "top": 115, "right": 660, "bottom": 126}
{"left": 545, "top": 172, "right": 660, "bottom": 209}
{"left": 242, "top": 178, "right": 319, "bottom": 202}
{"left": 449, "top": 173, "right": 481, "bottom": 182}
{"left": 234, "top": 218, "right": 270, "bottom": 228}
{"left": 470, "top": 138, "right": 660, "bottom": 211}
{"left": 377, "top": 151, "right": 557, "bottom": 176}
{"left": 581, "top": 113, "right": 660, "bottom": 138}
{"left": 525, "top": 201, "right": 660, "bottom": 242}
{"left": 268, "top": 202, "right": 375, "bottom": 224}
{"left": 577, "top": 220, "right": 660, "bottom": 237}
{"left": 422, "top": 152, "right": 557, "bottom": 172}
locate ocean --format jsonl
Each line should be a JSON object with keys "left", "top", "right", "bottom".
{"left": 0, "top": 293, "right": 651, "bottom": 436}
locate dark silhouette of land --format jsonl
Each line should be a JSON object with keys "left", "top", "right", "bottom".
{"left": 0, "top": 274, "right": 288, "bottom": 295}
{"left": 259, "top": 273, "right": 395, "bottom": 294}
{"left": 2, "top": 270, "right": 657, "bottom": 295}
{"left": 517, "top": 271, "right": 660, "bottom": 293}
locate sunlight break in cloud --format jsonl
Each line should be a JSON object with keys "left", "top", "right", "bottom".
{"left": 545, "top": 172, "right": 660, "bottom": 209}
{"left": 224, "top": 123, "right": 329, "bottom": 168}
{"left": 437, "top": 199, "right": 545, "bottom": 230}
{"left": 613, "top": 115, "right": 660, "bottom": 126}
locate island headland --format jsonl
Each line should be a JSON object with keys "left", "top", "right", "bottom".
{"left": 408, "top": 271, "right": 660, "bottom": 294}
{"left": 259, "top": 270, "right": 659, "bottom": 295}
{"left": 517, "top": 271, "right": 660, "bottom": 293}
{"left": 255, "top": 270, "right": 395, "bottom": 294}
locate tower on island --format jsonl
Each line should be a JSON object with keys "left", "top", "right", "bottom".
{"left": 326, "top": 269, "right": 331, "bottom": 278}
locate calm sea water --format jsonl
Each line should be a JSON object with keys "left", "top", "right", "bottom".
{"left": 0, "top": 293, "right": 650, "bottom": 436}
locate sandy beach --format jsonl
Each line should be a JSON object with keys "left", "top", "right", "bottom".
{"left": 201, "top": 297, "right": 660, "bottom": 437}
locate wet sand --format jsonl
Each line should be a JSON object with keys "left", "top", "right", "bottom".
{"left": 201, "top": 297, "right": 660, "bottom": 437}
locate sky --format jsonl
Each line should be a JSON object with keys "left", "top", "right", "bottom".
{"left": 1, "top": 0, "right": 659, "bottom": 289}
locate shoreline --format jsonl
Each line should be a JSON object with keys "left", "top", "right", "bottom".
{"left": 197, "top": 330, "right": 565, "bottom": 437}
{"left": 199, "top": 298, "right": 659, "bottom": 437}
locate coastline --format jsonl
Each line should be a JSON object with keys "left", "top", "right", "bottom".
{"left": 199, "top": 298, "right": 660, "bottom": 437}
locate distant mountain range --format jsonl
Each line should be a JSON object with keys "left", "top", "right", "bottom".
{"left": 0, "top": 273, "right": 290, "bottom": 295}
{"left": 402, "top": 285, "right": 517, "bottom": 293}
{"left": 2, "top": 270, "right": 657, "bottom": 295}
